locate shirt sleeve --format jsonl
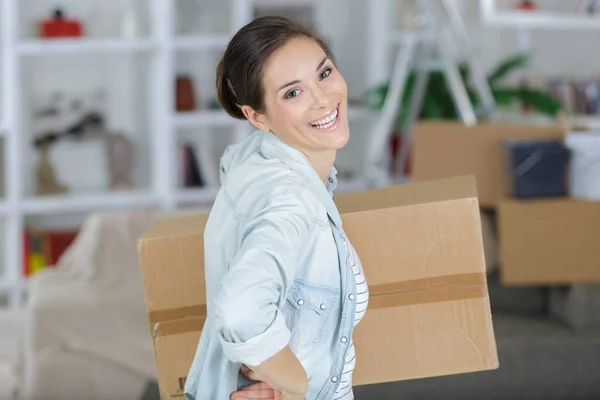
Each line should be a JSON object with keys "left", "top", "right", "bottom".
{"left": 214, "top": 187, "right": 313, "bottom": 366}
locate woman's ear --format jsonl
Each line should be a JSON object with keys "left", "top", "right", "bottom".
{"left": 241, "top": 105, "right": 270, "bottom": 133}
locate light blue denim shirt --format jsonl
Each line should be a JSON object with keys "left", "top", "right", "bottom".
{"left": 184, "top": 130, "right": 360, "bottom": 400}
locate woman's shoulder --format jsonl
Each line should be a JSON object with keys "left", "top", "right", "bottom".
{"left": 221, "top": 153, "right": 319, "bottom": 216}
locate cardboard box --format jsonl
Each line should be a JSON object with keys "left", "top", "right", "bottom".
{"left": 498, "top": 198, "right": 600, "bottom": 285}
{"left": 137, "top": 175, "right": 498, "bottom": 399}
{"left": 411, "top": 122, "right": 564, "bottom": 208}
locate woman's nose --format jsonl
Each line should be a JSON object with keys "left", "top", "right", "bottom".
{"left": 312, "top": 86, "right": 329, "bottom": 108}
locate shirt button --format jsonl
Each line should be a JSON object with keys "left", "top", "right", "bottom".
{"left": 328, "top": 177, "right": 334, "bottom": 183}
{"left": 348, "top": 293, "right": 355, "bottom": 301}
{"left": 297, "top": 299, "right": 304, "bottom": 306}
{"left": 331, "top": 376, "right": 338, "bottom": 383}
{"left": 320, "top": 303, "right": 326, "bottom": 310}
{"left": 341, "top": 336, "right": 347, "bottom": 343}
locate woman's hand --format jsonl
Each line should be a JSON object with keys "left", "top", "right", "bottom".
{"left": 230, "top": 366, "right": 303, "bottom": 400}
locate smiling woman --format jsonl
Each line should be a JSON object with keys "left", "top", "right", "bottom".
{"left": 216, "top": 17, "right": 350, "bottom": 183}
{"left": 183, "top": 16, "right": 367, "bottom": 400}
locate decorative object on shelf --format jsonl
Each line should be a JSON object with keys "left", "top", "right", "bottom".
{"left": 32, "top": 90, "right": 107, "bottom": 147}
{"left": 106, "top": 133, "right": 135, "bottom": 190}
{"left": 39, "top": 8, "right": 84, "bottom": 38}
{"left": 31, "top": 90, "right": 110, "bottom": 195}
{"left": 35, "top": 140, "right": 69, "bottom": 196}
{"left": 207, "top": 99, "right": 221, "bottom": 110}
{"left": 515, "top": 1, "right": 537, "bottom": 11}
{"left": 175, "top": 75, "right": 197, "bottom": 112}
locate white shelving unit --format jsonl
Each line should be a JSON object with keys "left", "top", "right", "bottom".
{"left": 17, "top": 38, "right": 158, "bottom": 55}
{"left": 0, "top": 0, "right": 386, "bottom": 307}
{"left": 480, "top": 0, "right": 600, "bottom": 129}
{"left": 481, "top": 0, "right": 600, "bottom": 30}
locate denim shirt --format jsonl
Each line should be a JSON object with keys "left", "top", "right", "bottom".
{"left": 184, "top": 130, "right": 360, "bottom": 400}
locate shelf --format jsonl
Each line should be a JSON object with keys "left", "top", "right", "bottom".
{"left": 254, "top": 0, "right": 315, "bottom": 6}
{"left": 492, "top": 111, "right": 600, "bottom": 129}
{"left": 174, "top": 110, "right": 243, "bottom": 128}
{"left": 173, "top": 35, "right": 230, "bottom": 51}
{"left": 483, "top": 10, "right": 600, "bottom": 30}
{"left": 22, "top": 190, "right": 161, "bottom": 215}
{"left": 176, "top": 187, "right": 220, "bottom": 206}
{"left": 18, "top": 38, "right": 157, "bottom": 56}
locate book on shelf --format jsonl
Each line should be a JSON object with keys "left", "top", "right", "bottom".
{"left": 547, "top": 78, "right": 599, "bottom": 116}
{"left": 22, "top": 228, "right": 78, "bottom": 276}
{"left": 178, "top": 141, "right": 219, "bottom": 189}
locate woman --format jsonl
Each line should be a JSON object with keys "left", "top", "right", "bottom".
{"left": 184, "top": 16, "right": 369, "bottom": 400}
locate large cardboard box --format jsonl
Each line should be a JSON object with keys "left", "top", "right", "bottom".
{"left": 411, "top": 122, "right": 564, "bottom": 208}
{"left": 137, "top": 175, "right": 498, "bottom": 399}
{"left": 498, "top": 198, "right": 600, "bottom": 285}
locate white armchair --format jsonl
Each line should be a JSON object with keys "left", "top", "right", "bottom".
{"left": 20, "top": 207, "right": 206, "bottom": 400}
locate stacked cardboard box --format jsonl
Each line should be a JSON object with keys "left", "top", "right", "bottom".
{"left": 411, "top": 121, "right": 600, "bottom": 327}
{"left": 137, "top": 175, "right": 499, "bottom": 399}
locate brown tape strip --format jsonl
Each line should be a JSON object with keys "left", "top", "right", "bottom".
{"left": 153, "top": 316, "right": 205, "bottom": 338}
{"left": 149, "top": 305, "right": 206, "bottom": 324}
{"left": 368, "top": 285, "right": 486, "bottom": 310}
{"left": 368, "top": 272, "right": 486, "bottom": 297}
{"left": 150, "top": 273, "right": 487, "bottom": 337}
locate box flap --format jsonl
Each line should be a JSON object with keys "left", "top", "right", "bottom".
{"left": 334, "top": 175, "right": 477, "bottom": 215}
{"left": 137, "top": 214, "right": 209, "bottom": 315}
{"left": 139, "top": 214, "right": 208, "bottom": 241}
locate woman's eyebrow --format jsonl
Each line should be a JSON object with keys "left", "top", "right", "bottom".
{"left": 277, "top": 57, "right": 329, "bottom": 91}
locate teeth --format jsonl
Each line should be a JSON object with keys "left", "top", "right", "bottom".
{"left": 310, "top": 108, "right": 338, "bottom": 129}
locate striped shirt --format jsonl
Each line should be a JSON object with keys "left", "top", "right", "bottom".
{"left": 333, "top": 239, "right": 369, "bottom": 400}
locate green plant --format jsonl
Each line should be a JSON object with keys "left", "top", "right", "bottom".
{"left": 362, "top": 53, "right": 563, "bottom": 127}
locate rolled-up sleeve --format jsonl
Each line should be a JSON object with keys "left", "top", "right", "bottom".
{"left": 214, "top": 188, "right": 312, "bottom": 366}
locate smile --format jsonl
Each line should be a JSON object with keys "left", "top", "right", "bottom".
{"left": 309, "top": 104, "right": 340, "bottom": 131}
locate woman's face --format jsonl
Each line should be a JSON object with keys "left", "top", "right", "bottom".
{"left": 245, "top": 36, "right": 350, "bottom": 156}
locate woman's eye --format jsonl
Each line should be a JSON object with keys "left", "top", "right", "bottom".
{"left": 320, "top": 68, "right": 332, "bottom": 80}
{"left": 285, "top": 89, "right": 301, "bottom": 99}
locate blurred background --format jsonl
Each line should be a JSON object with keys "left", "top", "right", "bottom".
{"left": 0, "top": 0, "right": 599, "bottom": 399}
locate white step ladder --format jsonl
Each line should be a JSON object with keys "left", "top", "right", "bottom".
{"left": 365, "top": 0, "right": 496, "bottom": 187}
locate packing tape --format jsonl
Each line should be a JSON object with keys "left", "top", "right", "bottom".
{"left": 152, "top": 316, "right": 206, "bottom": 339}
{"left": 368, "top": 272, "right": 485, "bottom": 296}
{"left": 150, "top": 305, "right": 206, "bottom": 323}
{"left": 149, "top": 272, "right": 487, "bottom": 337}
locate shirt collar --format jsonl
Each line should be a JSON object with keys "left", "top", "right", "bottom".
{"left": 259, "top": 131, "right": 342, "bottom": 225}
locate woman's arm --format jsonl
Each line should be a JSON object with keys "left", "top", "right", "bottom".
{"left": 213, "top": 188, "right": 312, "bottom": 397}
{"left": 246, "top": 346, "right": 307, "bottom": 399}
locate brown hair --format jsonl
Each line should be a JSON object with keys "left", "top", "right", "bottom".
{"left": 216, "top": 16, "right": 336, "bottom": 120}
